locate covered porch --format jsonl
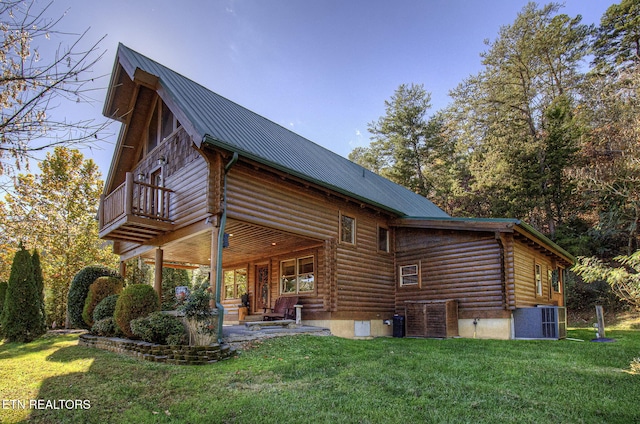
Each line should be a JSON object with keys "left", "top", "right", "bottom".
{"left": 124, "top": 217, "right": 327, "bottom": 324}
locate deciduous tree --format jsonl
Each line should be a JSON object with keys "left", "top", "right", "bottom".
{"left": 0, "top": 147, "right": 118, "bottom": 326}
{"left": 0, "top": 0, "right": 107, "bottom": 179}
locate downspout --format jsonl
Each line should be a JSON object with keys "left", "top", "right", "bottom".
{"left": 215, "top": 151, "right": 238, "bottom": 343}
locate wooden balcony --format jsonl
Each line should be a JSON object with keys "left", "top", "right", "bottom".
{"left": 99, "top": 172, "right": 174, "bottom": 243}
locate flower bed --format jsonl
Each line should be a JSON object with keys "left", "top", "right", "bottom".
{"left": 79, "top": 334, "right": 235, "bottom": 365}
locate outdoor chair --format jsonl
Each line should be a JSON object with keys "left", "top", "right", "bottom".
{"left": 263, "top": 296, "right": 298, "bottom": 321}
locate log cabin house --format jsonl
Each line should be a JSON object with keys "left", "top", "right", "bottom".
{"left": 98, "top": 44, "right": 574, "bottom": 340}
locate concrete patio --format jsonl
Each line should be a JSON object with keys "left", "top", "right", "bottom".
{"left": 222, "top": 322, "right": 331, "bottom": 349}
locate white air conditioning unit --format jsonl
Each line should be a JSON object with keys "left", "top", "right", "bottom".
{"left": 513, "top": 306, "right": 566, "bottom": 340}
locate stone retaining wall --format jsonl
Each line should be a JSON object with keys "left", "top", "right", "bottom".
{"left": 79, "top": 334, "right": 235, "bottom": 365}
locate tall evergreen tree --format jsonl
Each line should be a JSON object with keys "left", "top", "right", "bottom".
{"left": 350, "top": 83, "right": 455, "bottom": 211}
{"left": 0, "top": 245, "right": 44, "bottom": 342}
{"left": 449, "top": 2, "right": 590, "bottom": 233}
{"left": 577, "top": 0, "right": 640, "bottom": 255}
{"left": 31, "top": 249, "right": 46, "bottom": 332}
{"left": 593, "top": 0, "right": 640, "bottom": 74}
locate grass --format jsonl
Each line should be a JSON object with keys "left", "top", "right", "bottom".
{"left": 1, "top": 330, "right": 639, "bottom": 423}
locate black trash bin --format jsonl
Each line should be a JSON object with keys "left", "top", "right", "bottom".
{"left": 393, "top": 314, "right": 405, "bottom": 338}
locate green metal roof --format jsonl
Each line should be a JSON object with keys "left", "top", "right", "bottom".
{"left": 115, "top": 44, "right": 449, "bottom": 218}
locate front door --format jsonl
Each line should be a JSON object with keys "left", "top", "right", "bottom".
{"left": 254, "top": 264, "right": 269, "bottom": 314}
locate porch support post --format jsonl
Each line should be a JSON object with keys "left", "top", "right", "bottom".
{"left": 124, "top": 172, "right": 134, "bottom": 215}
{"left": 209, "top": 224, "right": 220, "bottom": 307}
{"left": 154, "top": 247, "right": 163, "bottom": 296}
{"left": 119, "top": 260, "right": 126, "bottom": 279}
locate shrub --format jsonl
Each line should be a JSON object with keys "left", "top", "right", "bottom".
{"left": 114, "top": 284, "right": 159, "bottom": 338}
{"left": 82, "top": 277, "right": 123, "bottom": 327}
{"left": 161, "top": 268, "right": 190, "bottom": 310}
{"left": 93, "top": 294, "right": 119, "bottom": 322}
{"left": 180, "top": 282, "right": 213, "bottom": 320}
{"left": 130, "top": 311, "right": 186, "bottom": 345}
{"left": 166, "top": 333, "right": 187, "bottom": 346}
{"left": 91, "top": 318, "right": 122, "bottom": 337}
{"left": 1, "top": 246, "right": 45, "bottom": 342}
{"left": 31, "top": 250, "right": 45, "bottom": 333}
{"left": 0, "top": 281, "right": 7, "bottom": 319}
{"left": 68, "top": 266, "right": 120, "bottom": 329}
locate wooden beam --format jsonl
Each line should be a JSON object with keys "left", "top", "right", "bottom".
{"left": 154, "top": 247, "right": 163, "bottom": 295}
{"left": 133, "top": 68, "right": 159, "bottom": 89}
{"left": 392, "top": 218, "right": 516, "bottom": 233}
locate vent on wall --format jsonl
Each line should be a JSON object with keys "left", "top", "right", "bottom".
{"left": 404, "top": 300, "right": 458, "bottom": 338}
{"left": 513, "top": 306, "right": 567, "bottom": 340}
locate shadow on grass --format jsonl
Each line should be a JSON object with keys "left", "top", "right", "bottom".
{"left": 0, "top": 332, "right": 80, "bottom": 361}
{"left": 12, "top": 331, "right": 640, "bottom": 424}
{"left": 28, "top": 341, "right": 181, "bottom": 424}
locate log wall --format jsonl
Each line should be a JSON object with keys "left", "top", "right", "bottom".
{"left": 113, "top": 129, "right": 208, "bottom": 256}
{"left": 395, "top": 228, "right": 506, "bottom": 319}
{"left": 512, "top": 239, "right": 555, "bottom": 307}
{"left": 225, "top": 162, "right": 395, "bottom": 315}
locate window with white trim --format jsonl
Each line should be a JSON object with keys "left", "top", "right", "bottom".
{"left": 400, "top": 264, "right": 419, "bottom": 287}
{"left": 281, "top": 256, "right": 315, "bottom": 294}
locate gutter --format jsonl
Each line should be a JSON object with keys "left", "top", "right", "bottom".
{"left": 214, "top": 150, "right": 238, "bottom": 343}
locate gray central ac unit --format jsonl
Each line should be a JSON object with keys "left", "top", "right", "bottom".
{"left": 513, "top": 306, "right": 567, "bottom": 340}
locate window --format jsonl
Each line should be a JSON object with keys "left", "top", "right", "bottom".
{"left": 551, "top": 268, "right": 562, "bottom": 293}
{"left": 223, "top": 268, "right": 247, "bottom": 299}
{"left": 146, "top": 99, "right": 181, "bottom": 154}
{"left": 340, "top": 213, "right": 355, "bottom": 244}
{"left": 378, "top": 226, "right": 389, "bottom": 252}
{"left": 281, "top": 256, "right": 315, "bottom": 294}
{"left": 400, "top": 264, "right": 419, "bottom": 287}
{"left": 535, "top": 263, "right": 543, "bottom": 296}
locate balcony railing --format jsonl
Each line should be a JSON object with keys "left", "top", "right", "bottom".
{"left": 99, "top": 172, "right": 174, "bottom": 242}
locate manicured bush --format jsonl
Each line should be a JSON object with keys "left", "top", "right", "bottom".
{"left": 130, "top": 311, "right": 186, "bottom": 345}
{"left": 93, "top": 294, "right": 119, "bottom": 323}
{"left": 166, "top": 333, "right": 187, "bottom": 346}
{"left": 1, "top": 246, "right": 45, "bottom": 342}
{"left": 68, "top": 266, "right": 120, "bottom": 329}
{"left": 82, "top": 277, "right": 123, "bottom": 327}
{"left": 114, "top": 284, "right": 159, "bottom": 338}
{"left": 91, "top": 317, "right": 122, "bottom": 337}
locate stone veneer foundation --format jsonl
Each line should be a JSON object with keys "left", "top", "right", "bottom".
{"left": 79, "top": 334, "right": 236, "bottom": 365}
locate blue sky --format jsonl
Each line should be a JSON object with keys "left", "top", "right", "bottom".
{"left": 38, "top": 0, "right": 617, "bottom": 177}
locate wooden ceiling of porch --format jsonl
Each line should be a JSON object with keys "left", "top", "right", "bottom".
{"left": 143, "top": 219, "right": 323, "bottom": 266}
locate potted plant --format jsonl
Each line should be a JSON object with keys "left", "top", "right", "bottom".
{"left": 238, "top": 293, "right": 249, "bottom": 321}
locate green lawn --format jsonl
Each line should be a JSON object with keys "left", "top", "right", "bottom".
{"left": 1, "top": 330, "right": 638, "bottom": 423}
